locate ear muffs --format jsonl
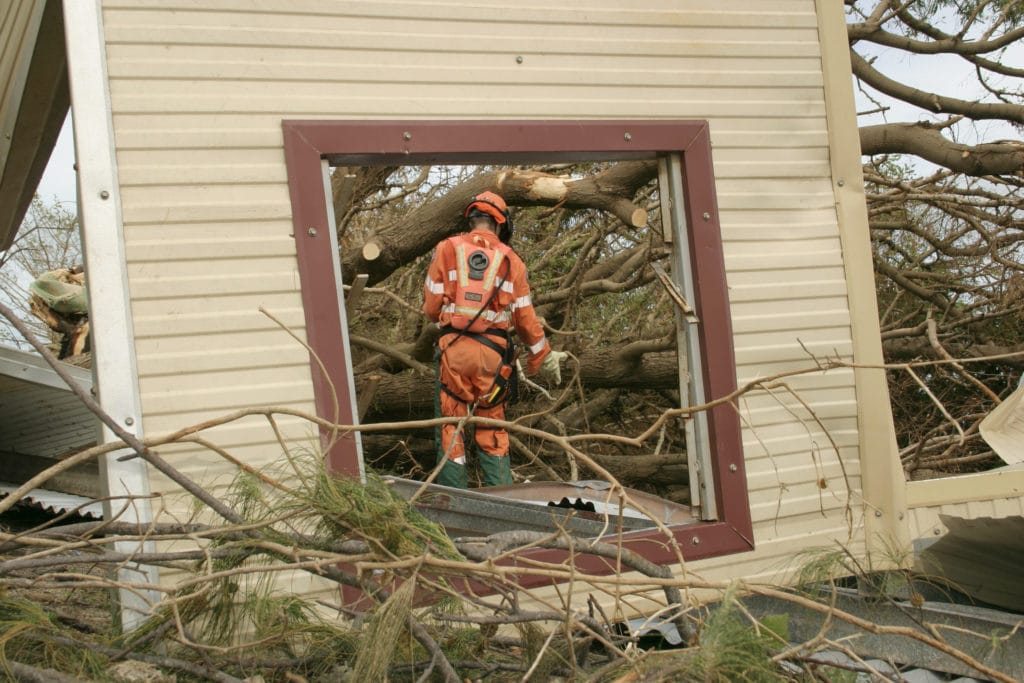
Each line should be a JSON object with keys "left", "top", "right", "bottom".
{"left": 497, "top": 214, "right": 513, "bottom": 244}
{"left": 464, "top": 192, "right": 514, "bottom": 243}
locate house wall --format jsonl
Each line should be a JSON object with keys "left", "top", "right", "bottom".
{"left": 907, "top": 469, "right": 1024, "bottom": 540}
{"left": 76, "top": 0, "right": 896, "bottom": 604}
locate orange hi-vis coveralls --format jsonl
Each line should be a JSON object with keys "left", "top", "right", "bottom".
{"left": 423, "top": 228, "right": 551, "bottom": 486}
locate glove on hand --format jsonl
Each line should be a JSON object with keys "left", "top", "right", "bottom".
{"left": 538, "top": 350, "right": 568, "bottom": 386}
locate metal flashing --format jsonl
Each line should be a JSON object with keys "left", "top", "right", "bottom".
{"left": 62, "top": 0, "right": 155, "bottom": 629}
{"left": 0, "top": 482, "right": 102, "bottom": 519}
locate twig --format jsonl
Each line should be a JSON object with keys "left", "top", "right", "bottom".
{"left": 926, "top": 316, "right": 1001, "bottom": 403}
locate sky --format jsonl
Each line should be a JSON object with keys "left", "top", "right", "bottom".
{"left": 35, "top": 114, "right": 77, "bottom": 207}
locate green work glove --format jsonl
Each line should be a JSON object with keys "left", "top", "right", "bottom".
{"left": 538, "top": 350, "right": 568, "bottom": 386}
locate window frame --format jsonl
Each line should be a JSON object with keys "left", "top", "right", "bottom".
{"left": 282, "top": 119, "right": 753, "bottom": 568}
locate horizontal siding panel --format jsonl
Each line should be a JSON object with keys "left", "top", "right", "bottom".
{"left": 131, "top": 299, "right": 305, "bottom": 338}
{"left": 112, "top": 113, "right": 285, "bottom": 150}
{"left": 137, "top": 344, "right": 309, "bottom": 379}
{"left": 141, "top": 364, "right": 314, "bottom": 394}
{"left": 134, "top": 328, "right": 310, "bottom": 358}
{"left": 140, "top": 381, "right": 314, "bottom": 418}
{"left": 746, "top": 455, "right": 861, "bottom": 493}
{"left": 720, "top": 209, "right": 843, "bottom": 235}
{"left": 737, "top": 394, "right": 857, "bottom": 424}
{"left": 718, "top": 191, "right": 837, "bottom": 213}
{"left": 126, "top": 233, "right": 295, "bottom": 263}
{"left": 731, "top": 306, "right": 853, "bottom": 335}
{"left": 147, "top": 417, "right": 321, "bottom": 453}
{"left": 128, "top": 269, "right": 299, "bottom": 300}
{"left": 142, "top": 403, "right": 318, "bottom": 439}
{"left": 734, "top": 366, "right": 858, "bottom": 392}
{"left": 107, "top": 92, "right": 827, "bottom": 121}
{"left": 106, "top": 45, "right": 825, "bottom": 88}
{"left": 714, "top": 130, "right": 827, "bottom": 149}
{"left": 105, "top": 1, "right": 818, "bottom": 28}
{"left": 749, "top": 477, "right": 854, "bottom": 507}
{"left": 732, "top": 325, "right": 855, "bottom": 353}
{"left": 119, "top": 185, "right": 292, "bottom": 223}
{"left": 725, "top": 235, "right": 841, "bottom": 258}
{"left": 118, "top": 160, "right": 287, "bottom": 188}
{"left": 725, "top": 252, "right": 844, "bottom": 273}
{"left": 734, "top": 339, "right": 853, "bottom": 366}
{"left": 726, "top": 260, "right": 847, "bottom": 280}
{"left": 104, "top": 36, "right": 821, "bottom": 63}
{"left": 729, "top": 281, "right": 849, "bottom": 306}
{"left": 102, "top": 10, "right": 822, "bottom": 58}
{"left": 742, "top": 426, "right": 860, "bottom": 453}
{"left": 750, "top": 492, "right": 854, "bottom": 523}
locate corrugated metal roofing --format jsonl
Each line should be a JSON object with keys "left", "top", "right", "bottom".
{"left": 0, "top": 482, "right": 102, "bottom": 519}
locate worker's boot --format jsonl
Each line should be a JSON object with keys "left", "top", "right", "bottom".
{"left": 478, "top": 450, "right": 513, "bottom": 487}
{"left": 435, "top": 458, "right": 467, "bottom": 488}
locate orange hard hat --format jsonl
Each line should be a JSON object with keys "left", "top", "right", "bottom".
{"left": 464, "top": 191, "right": 509, "bottom": 225}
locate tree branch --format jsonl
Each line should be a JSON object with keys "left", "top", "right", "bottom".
{"left": 860, "top": 123, "right": 1024, "bottom": 175}
{"left": 850, "top": 50, "right": 1024, "bottom": 124}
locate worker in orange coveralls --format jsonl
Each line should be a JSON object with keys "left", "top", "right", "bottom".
{"left": 422, "top": 191, "right": 566, "bottom": 488}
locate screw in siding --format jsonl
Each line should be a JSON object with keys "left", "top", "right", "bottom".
{"left": 307, "top": 227, "right": 318, "bottom": 237}
{"left": 99, "top": 190, "right": 109, "bottom": 199}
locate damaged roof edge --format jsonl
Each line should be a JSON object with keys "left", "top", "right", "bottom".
{"left": 0, "top": 0, "right": 70, "bottom": 251}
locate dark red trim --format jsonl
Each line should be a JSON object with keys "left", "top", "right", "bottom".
{"left": 281, "top": 120, "right": 753, "bottom": 568}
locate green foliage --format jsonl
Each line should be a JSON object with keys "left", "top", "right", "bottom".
{"left": 0, "top": 594, "right": 107, "bottom": 679}
{"left": 116, "top": 443, "right": 465, "bottom": 679}
{"left": 352, "top": 578, "right": 416, "bottom": 682}
{"left": 690, "top": 592, "right": 786, "bottom": 683}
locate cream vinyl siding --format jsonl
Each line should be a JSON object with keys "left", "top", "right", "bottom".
{"left": 907, "top": 470, "right": 1024, "bottom": 539}
{"left": 94, "top": 0, "right": 871, "bottom": 596}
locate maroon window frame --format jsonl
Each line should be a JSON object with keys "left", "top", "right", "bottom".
{"left": 282, "top": 120, "right": 753, "bottom": 568}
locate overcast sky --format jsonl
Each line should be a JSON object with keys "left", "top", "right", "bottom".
{"left": 35, "top": 114, "right": 77, "bottom": 207}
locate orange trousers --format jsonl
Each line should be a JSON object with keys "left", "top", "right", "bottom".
{"left": 437, "top": 332, "right": 509, "bottom": 462}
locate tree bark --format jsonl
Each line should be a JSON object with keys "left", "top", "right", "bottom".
{"left": 850, "top": 50, "right": 1024, "bottom": 125}
{"left": 341, "top": 162, "right": 658, "bottom": 286}
{"left": 860, "top": 123, "right": 1024, "bottom": 176}
{"left": 359, "top": 345, "right": 678, "bottom": 424}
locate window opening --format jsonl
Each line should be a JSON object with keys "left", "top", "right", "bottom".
{"left": 331, "top": 161, "right": 694, "bottom": 521}
{"left": 282, "top": 119, "right": 753, "bottom": 565}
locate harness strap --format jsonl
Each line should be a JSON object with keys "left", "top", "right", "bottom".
{"left": 439, "top": 326, "right": 508, "bottom": 357}
{"left": 437, "top": 327, "right": 515, "bottom": 408}
{"left": 437, "top": 379, "right": 507, "bottom": 413}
